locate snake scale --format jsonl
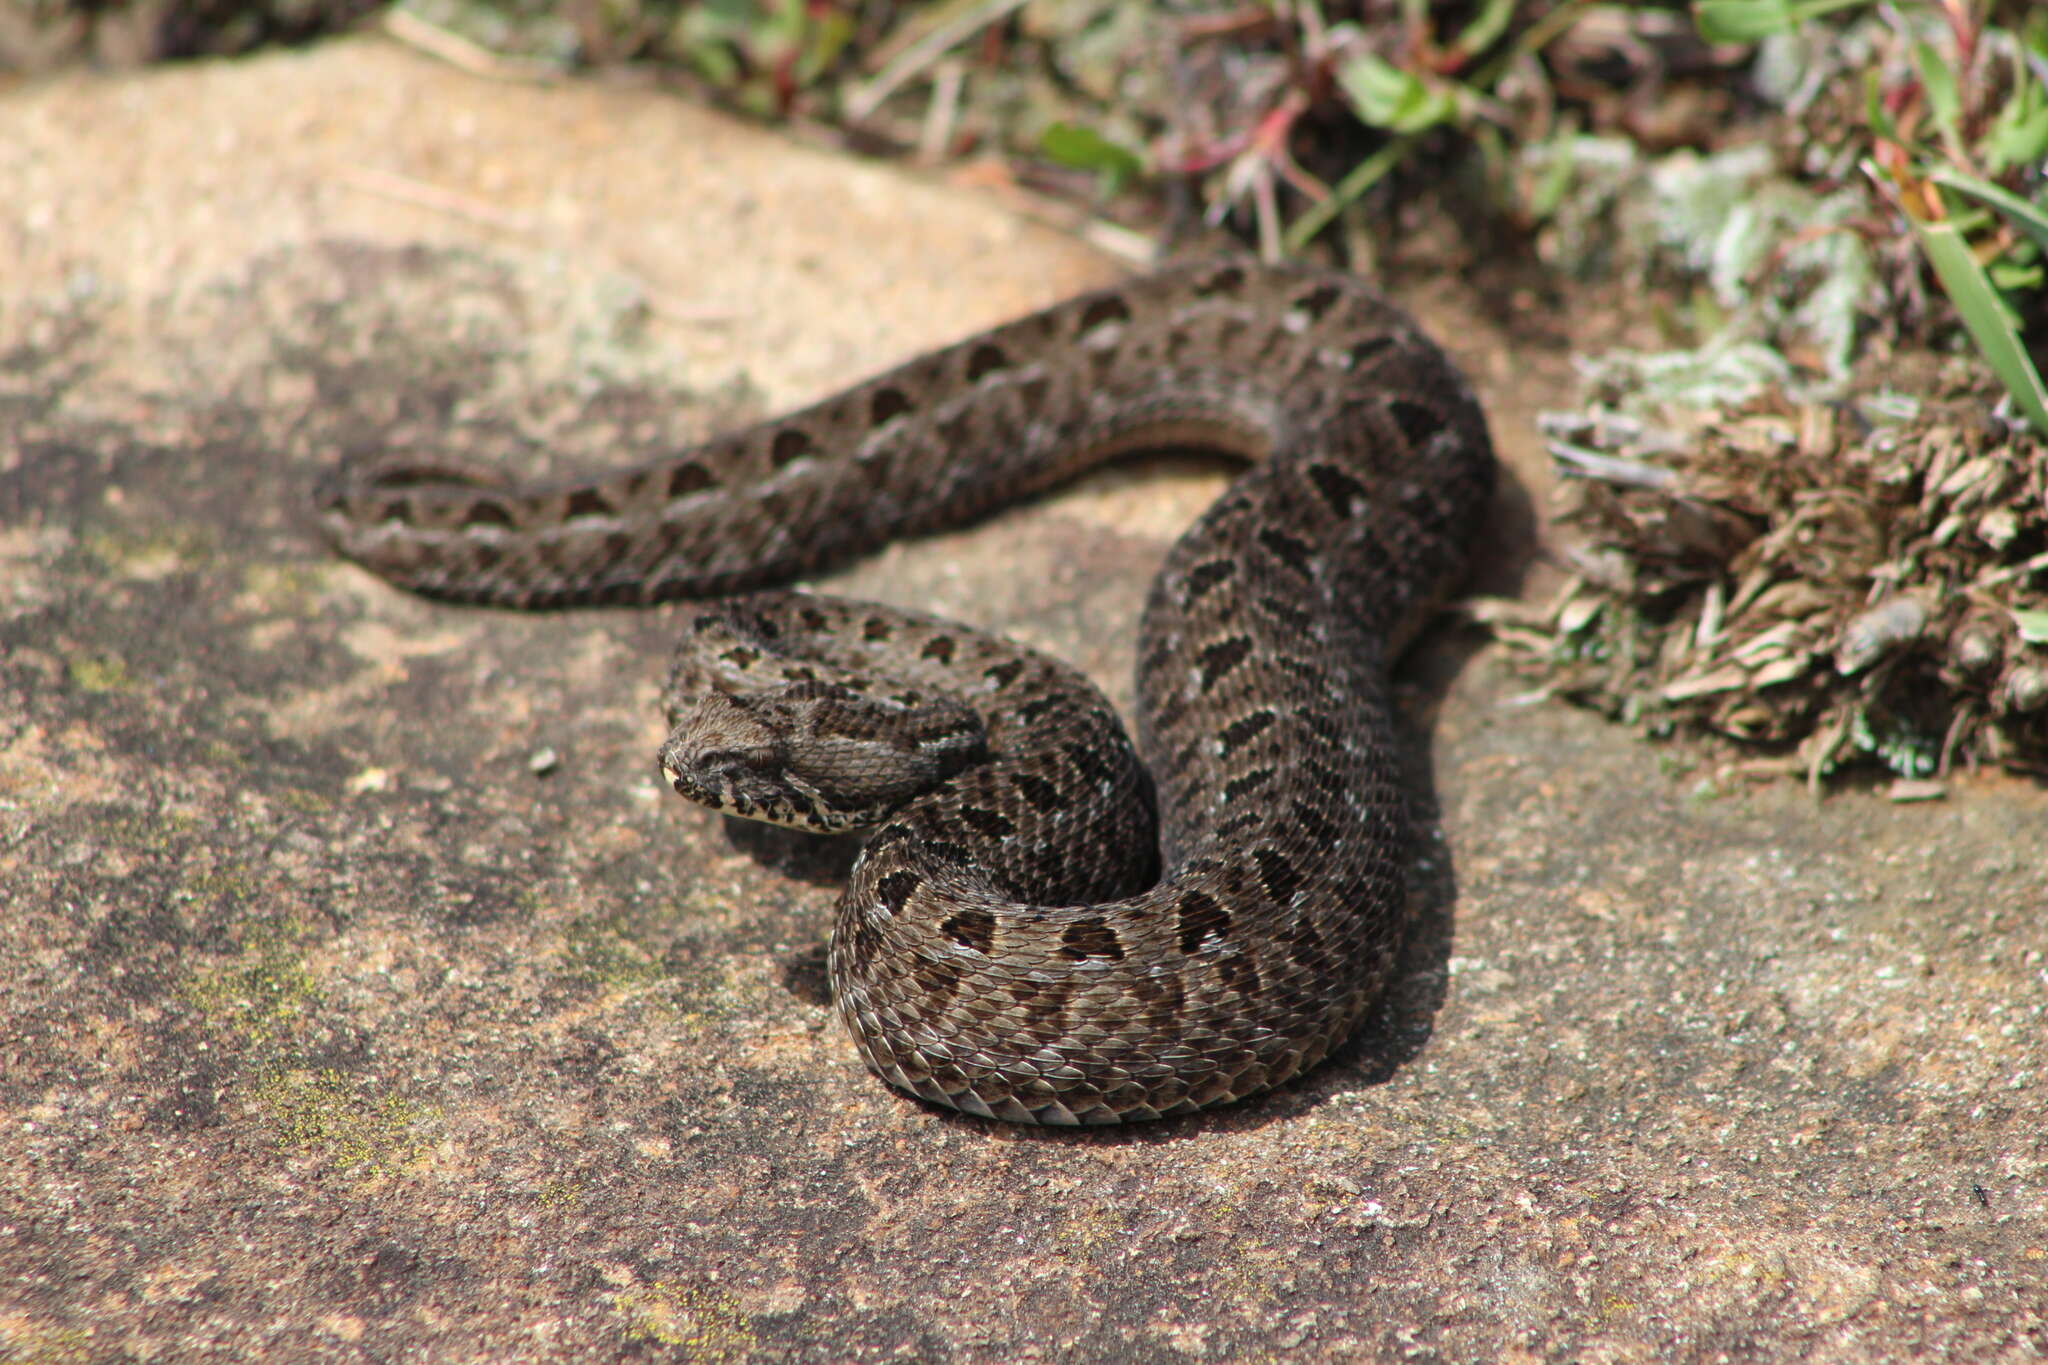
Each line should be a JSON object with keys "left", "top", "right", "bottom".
{"left": 317, "top": 261, "right": 1496, "bottom": 1124}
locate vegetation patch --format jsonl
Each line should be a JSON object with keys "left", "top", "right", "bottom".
{"left": 1483, "top": 369, "right": 2046, "bottom": 788}
{"left": 615, "top": 1281, "right": 759, "bottom": 1363}
{"left": 65, "top": 652, "right": 137, "bottom": 695}
{"left": 561, "top": 911, "right": 671, "bottom": 992}
{"left": 176, "top": 914, "right": 320, "bottom": 1043}
{"left": 251, "top": 1066, "right": 437, "bottom": 1177}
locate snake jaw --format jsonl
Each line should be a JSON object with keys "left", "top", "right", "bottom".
{"left": 659, "top": 746, "right": 862, "bottom": 834}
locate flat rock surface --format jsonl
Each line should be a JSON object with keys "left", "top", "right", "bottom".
{"left": 3, "top": 36, "right": 2044, "bottom": 1365}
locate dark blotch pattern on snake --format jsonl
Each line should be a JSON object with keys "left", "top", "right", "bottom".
{"left": 317, "top": 262, "right": 1496, "bottom": 1124}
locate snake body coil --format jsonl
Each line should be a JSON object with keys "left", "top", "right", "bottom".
{"left": 319, "top": 262, "right": 1496, "bottom": 1123}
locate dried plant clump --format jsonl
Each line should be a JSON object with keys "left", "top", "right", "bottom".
{"left": 1480, "top": 371, "right": 2048, "bottom": 789}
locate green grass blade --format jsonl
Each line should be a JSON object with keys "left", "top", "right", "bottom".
{"left": 1039, "top": 123, "right": 1144, "bottom": 196}
{"left": 1692, "top": 0, "right": 1870, "bottom": 44}
{"left": 1929, "top": 168, "right": 2048, "bottom": 256}
{"left": 1914, "top": 40, "right": 1964, "bottom": 158}
{"left": 1863, "top": 69, "right": 1900, "bottom": 143}
{"left": 1909, "top": 198, "right": 2048, "bottom": 433}
{"left": 1282, "top": 135, "right": 1416, "bottom": 253}
{"left": 1451, "top": 0, "right": 1517, "bottom": 59}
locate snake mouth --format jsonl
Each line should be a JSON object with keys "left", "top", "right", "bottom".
{"left": 660, "top": 760, "right": 856, "bottom": 834}
{"left": 661, "top": 761, "right": 752, "bottom": 816}
{"left": 661, "top": 761, "right": 708, "bottom": 801}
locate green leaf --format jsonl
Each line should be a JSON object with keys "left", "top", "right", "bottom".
{"left": 1907, "top": 191, "right": 2048, "bottom": 434}
{"left": 1692, "top": 0, "right": 1786, "bottom": 42}
{"left": 1986, "top": 105, "right": 2048, "bottom": 174}
{"left": 1526, "top": 129, "right": 1581, "bottom": 221}
{"left": 1692, "top": 0, "right": 1871, "bottom": 44}
{"left": 1450, "top": 0, "right": 1517, "bottom": 59}
{"left": 796, "top": 10, "right": 855, "bottom": 86}
{"left": 1988, "top": 260, "right": 2044, "bottom": 292}
{"left": 1337, "top": 53, "right": 1460, "bottom": 133}
{"left": 1914, "top": 41, "right": 1963, "bottom": 157}
{"left": 1039, "top": 122, "right": 1144, "bottom": 194}
{"left": 1862, "top": 69, "right": 1901, "bottom": 144}
{"left": 1983, "top": 74, "right": 2048, "bottom": 173}
{"left": 2014, "top": 609, "right": 2048, "bottom": 645}
{"left": 1930, "top": 168, "right": 2048, "bottom": 257}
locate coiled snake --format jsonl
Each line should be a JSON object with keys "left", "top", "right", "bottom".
{"left": 318, "top": 261, "right": 1496, "bottom": 1124}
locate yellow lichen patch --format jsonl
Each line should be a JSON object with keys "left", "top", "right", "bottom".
{"left": 0, "top": 1320, "right": 97, "bottom": 1365}
{"left": 237, "top": 560, "right": 329, "bottom": 612}
{"left": 670, "top": 962, "right": 760, "bottom": 1036}
{"left": 198, "top": 738, "right": 248, "bottom": 768}
{"left": 66, "top": 652, "right": 137, "bottom": 694}
{"left": 80, "top": 525, "right": 216, "bottom": 580}
{"left": 1205, "top": 1244, "right": 1287, "bottom": 1309}
{"left": 615, "top": 1282, "right": 758, "bottom": 1364}
{"left": 182, "top": 863, "right": 260, "bottom": 907}
{"left": 277, "top": 787, "right": 333, "bottom": 815}
{"left": 1053, "top": 1204, "right": 1134, "bottom": 1260}
{"left": 557, "top": 926, "right": 756, "bottom": 1037}
{"left": 251, "top": 1067, "right": 435, "bottom": 1179}
{"left": 1596, "top": 1292, "right": 1640, "bottom": 1324}
{"left": 533, "top": 1176, "right": 586, "bottom": 1210}
{"left": 561, "top": 913, "right": 670, "bottom": 992}
{"left": 103, "top": 808, "right": 202, "bottom": 855}
{"left": 177, "top": 916, "right": 318, "bottom": 1045}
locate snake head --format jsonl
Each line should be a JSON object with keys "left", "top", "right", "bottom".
{"left": 658, "top": 682, "right": 985, "bottom": 833}
{"left": 658, "top": 690, "right": 808, "bottom": 826}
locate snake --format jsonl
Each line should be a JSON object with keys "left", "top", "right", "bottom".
{"left": 316, "top": 261, "right": 1496, "bottom": 1124}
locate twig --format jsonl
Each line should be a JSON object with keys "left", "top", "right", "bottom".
{"left": 381, "top": 8, "right": 566, "bottom": 84}
{"left": 1548, "top": 441, "right": 1682, "bottom": 489}
{"left": 918, "top": 59, "right": 966, "bottom": 163}
{"left": 845, "top": 0, "right": 1028, "bottom": 123}
{"left": 334, "top": 169, "right": 536, "bottom": 235}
